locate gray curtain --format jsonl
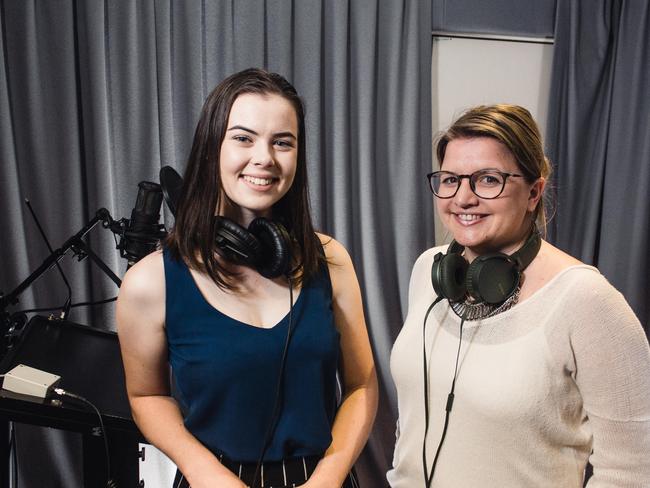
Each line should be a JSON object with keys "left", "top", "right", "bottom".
{"left": 546, "top": 0, "right": 650, "bottom": 334}
{"left": 0, "top": 1, "right": 432, "bottom": 486}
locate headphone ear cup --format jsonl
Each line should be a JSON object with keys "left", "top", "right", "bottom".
{"left": 466, "top": 254, "right": 519, "bottom": 304}
{"left": 248, "top": 218, "right": 292, "bottom": 278}
{"left": 214, "top": 217, "right": 262, "bottom": 266}
{"left": 431, "top": 251, "right": 468, "bottom": 302}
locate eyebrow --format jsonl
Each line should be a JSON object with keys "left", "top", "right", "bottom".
{"left": 227, "top": 125, "right": 297, "bottom": 139}
{"left": 439, "top": 167, "right": 503, "bottom": 173}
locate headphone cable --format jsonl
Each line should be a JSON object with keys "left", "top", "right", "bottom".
{"left": 422, "top": 298, "right": 465, "bottom": 488}
{"left": 252, "top": 276, "right": 295, "bottom": 487}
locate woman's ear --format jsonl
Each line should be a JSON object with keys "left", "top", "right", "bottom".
{"left": 527, "top": 177, "right": 546, "bottom": 213}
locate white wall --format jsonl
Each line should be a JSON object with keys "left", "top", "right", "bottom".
{"left": 431, "top": 34, "right": 554, "bottom": 244}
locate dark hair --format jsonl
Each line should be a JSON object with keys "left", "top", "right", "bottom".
{"left": 166, "top": 68, "right": 323, "bottom": 289}
{"left": 435, "top": 104, "right": 553, "bottom": 233}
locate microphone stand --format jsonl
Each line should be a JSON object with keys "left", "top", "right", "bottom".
{"left": 0, "top": 208, "right": 123, "bottom": 342}
{"left": 0, "top": 208, "right": 121, "bottom": 312}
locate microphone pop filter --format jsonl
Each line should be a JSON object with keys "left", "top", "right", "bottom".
{"left": 159, "top": 166, "right": 184, "bottom": 218}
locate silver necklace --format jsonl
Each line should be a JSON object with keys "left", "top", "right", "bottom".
{"left": 450, "top": 285, "right": 521, "bottom": 320}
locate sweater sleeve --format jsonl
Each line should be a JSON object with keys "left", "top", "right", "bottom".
{"left": 567, "top": 272, "right": 650, "bottom": 486}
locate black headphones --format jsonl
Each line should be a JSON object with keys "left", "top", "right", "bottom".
{"left": 214, "top": 216, "right": 292, "bottom": 279}
{"left": 158, "top": 166, "right": 292, "bottom": 279}
{"left": 431, "top": 228, "right": 541, "bottom": 304}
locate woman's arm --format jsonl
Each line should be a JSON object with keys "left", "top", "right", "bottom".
{"left": 116, "top": 251, "right": 246, "bottom": 488}
{"left": 568, "top": 273, "right": 650, "bottom": 486}
{"left": 304, "top": 236, "right": 379, "bottom": 487}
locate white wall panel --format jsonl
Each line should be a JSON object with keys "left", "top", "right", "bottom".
{"left": 431, "top": 35, "right": 553, "bottom": 244}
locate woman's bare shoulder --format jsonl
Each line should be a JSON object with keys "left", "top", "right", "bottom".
{"left": 120, "top": 250, "right": 166, "bottom": 300}
{"left": 117, "top": 250, "right": 166, "bottom": 333}
{"left": 316, "top": 232, "right": 349, "bottom": 263}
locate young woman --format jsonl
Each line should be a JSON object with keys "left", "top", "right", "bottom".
{"left": 388, "top": 105, "right": 650, "bottom": 487}
{"left": 117, "top": 68, "right": 377, "bottom": 488}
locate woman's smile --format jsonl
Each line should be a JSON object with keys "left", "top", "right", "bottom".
{"left": 241, "top": 174, "right": 278, "bottom": 189}
{"left": 454, "top": 212, "right": 486, "bottom": 225}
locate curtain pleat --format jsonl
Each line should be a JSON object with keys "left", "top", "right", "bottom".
{"left": 546, "top": 0, "right": 650, "bottom": 333}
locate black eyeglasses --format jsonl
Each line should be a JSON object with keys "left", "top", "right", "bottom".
{"left": 426, "top": 169, "right": 524, "bottom": 199}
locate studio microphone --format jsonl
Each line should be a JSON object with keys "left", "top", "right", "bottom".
{"left": 117, "top": 181, "right": 166, "bottom": 267}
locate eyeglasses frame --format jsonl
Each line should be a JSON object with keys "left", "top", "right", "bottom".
{"left": 426, "top": 169, "right": 524, "bottom": 200}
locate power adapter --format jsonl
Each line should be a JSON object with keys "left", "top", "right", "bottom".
{"left": 2, "top": 364, "right": 61, "bottom": 399}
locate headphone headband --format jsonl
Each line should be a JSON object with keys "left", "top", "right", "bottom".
{"left": 510, "top": 228, "right": 541, "bottom": 271}
{"left": 432, "top": 227, "right": 541, "bottom": 305}
{"left": 448, "top": 227, "right": 541, "bottom": 274}
{"left": 214, "top": 217, "right": 292, "bottom": 279}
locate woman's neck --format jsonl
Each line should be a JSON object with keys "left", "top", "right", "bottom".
{"left": 218, "top": 203, "right": 272, "bottom": 227}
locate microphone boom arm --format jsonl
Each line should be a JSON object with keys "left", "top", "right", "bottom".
{"left": 0, "top": 208, "right": 122, "bottom": 313}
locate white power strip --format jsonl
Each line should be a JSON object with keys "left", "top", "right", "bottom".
{"left": 2, "top": 364, "right": 61, "bottom": 399}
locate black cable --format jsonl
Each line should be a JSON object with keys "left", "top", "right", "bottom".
{"left": 421, "top": 297, "right": 443, "bottom": 487}
{"left": 427, "top": 317, "right": 465, "bottom": 487}
{"left": 12, "top": 306, "right": 66, "bottom": 315}
{"left": 14, "top": 296, "right": 117, "bottom": 315}
{"left": 252, "top": 277, "right": 295, "bottom": 488}
{"left": 24, "top": 199, "right": 73, "bottom": 319}
{"left": 111, "top": 232, "right": 120, "bottom": 249}
{"left": 422, "top": 297, "right": 465, "bottom": 488}
{"left": 53, "top": 389, "right": 117, "bottom": 488}
{"left": 70, "top": 297, "right": 117, "bottom": 308}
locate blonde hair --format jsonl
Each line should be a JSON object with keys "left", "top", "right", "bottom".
{"left": 435, "top": 104, "right": 553, "bottom": 234}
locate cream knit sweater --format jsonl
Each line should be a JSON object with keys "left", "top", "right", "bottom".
{"left": 388, "top": 246, "right": 650, "bottom": 487}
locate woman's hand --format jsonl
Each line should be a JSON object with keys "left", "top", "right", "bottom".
{"left": 188, "top": 473, "right": 247, "bottom": 488}
{"left": 295, "top": 482, "right": 324, "bottom": 488}
{"left": 296, "top": 478, "right": 345, "bottom": 488}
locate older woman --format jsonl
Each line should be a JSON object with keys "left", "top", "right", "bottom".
{"left": 388, "top": 105, "right": 650, "bottom": 487}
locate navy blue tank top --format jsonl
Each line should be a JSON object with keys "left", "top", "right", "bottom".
{"left": 163, "top": 249, "right": 340, "bottom": 462}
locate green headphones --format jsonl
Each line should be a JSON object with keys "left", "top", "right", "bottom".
{"left": 431, "top": 228, "right": 541, "bottom": 304}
